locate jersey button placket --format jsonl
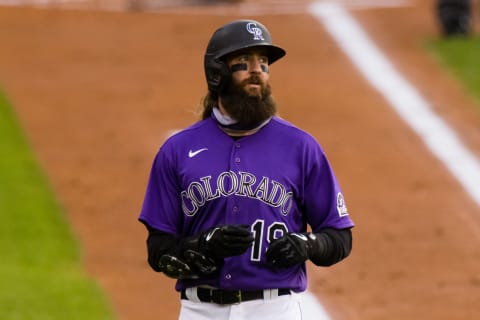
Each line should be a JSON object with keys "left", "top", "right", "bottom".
{"left": 234, "top": 142, "right": 241, "bottom": 165}
{"left": 232, "top": 143, "right": 241, "bottom": 218}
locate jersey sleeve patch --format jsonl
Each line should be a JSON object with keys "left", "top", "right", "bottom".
{"left": 336, "top": 192, "right": 349, "bottom": 217}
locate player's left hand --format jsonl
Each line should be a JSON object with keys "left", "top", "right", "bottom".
{"left": 266, "top": 232, "right": 313, "bottom": 268}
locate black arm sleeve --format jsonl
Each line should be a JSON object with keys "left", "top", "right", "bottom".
{"left": 308, "top": 228, "right": 352, "bottom": 267}
{"left": 145, "top": 226, "right": 178, "bottom": 272}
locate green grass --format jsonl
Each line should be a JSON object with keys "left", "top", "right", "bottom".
{"left": 0, "top": 90, "right": 115, "bottom": 319}
{"left": 425, "top": 36, "right": 480, "bottom": 110}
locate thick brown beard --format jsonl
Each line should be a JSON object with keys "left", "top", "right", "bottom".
{"left": 219, "top": 76, "right": 277, "bottom": 128}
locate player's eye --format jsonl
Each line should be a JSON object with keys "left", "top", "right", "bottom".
{"left": 238, "top": 55, "right": 249, "bottom": 63}
{"left": 259, "top": 56, "right": 268, "bottom": 64}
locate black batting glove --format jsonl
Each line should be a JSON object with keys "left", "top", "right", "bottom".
{"left": 200, "top": 224, "right": 254, "bottom": 259}
{"left": 158, "top": 254, "right": 198, "bottom": 279}
{"left": 266, "top": 232, "right": 316, "bottom": 268}
{"left": 158, "top": 224, "right": 254, "bottom": 279}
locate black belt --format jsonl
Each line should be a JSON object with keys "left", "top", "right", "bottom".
{"left": 181, "top": 287, "right": 291, "bottom": 305}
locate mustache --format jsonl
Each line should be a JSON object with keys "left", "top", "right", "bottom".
{"left": 240, "top": 75, "right": 263, "bottom": 86}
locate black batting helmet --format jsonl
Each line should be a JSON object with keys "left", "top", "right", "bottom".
{"left": 204, "top": 20, "right": 286, "bottom": 92}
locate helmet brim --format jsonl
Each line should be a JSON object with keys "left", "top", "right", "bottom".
{"left": 216, "top": 44, "right": 286, "bottom": 65}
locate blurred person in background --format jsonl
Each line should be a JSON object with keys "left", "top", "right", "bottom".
{"left": 436, "top": 0, "right": 472, "bottom": 36}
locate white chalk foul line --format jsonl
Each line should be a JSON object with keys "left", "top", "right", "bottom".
{"left": 329, "top": 0, "right": 412, "bottom": 8}
{"left": 310, "top": 1, "right": 480, "bottom": 207}
{"left": 301, "top": 291, "right": 332, "bottom": 320}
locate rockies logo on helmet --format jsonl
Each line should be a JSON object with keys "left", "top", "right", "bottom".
{"left": 246, "top": 22, "right": 265, "bottom": 41}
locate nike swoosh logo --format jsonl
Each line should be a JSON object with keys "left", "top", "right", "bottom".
{"left": 205, "top": 228, "right": 219, "bottom": 242}
{"left": 188, "top": 148, "right": 208, "bottom": 158}
{"left": 291, "top": 233, "right": 308, "bottom": 241}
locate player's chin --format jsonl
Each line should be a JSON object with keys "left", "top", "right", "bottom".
{"left": 244, "top": 86, "right": 263, "bottom": 98}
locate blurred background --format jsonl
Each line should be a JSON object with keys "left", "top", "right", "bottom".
{"left": 1, "top": 0, "right": 480, "bottom": 319}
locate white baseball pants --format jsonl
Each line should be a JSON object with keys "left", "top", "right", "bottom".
{"left": 178, "top": 289, "right": 304, "bottom": 320}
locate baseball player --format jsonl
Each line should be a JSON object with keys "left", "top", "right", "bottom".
{"left": 138, "top": 19, "right": 354, "bottom": 320}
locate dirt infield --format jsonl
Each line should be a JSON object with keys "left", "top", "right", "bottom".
{"left": 1, "top": 1, "right": 480, "bottom": 319}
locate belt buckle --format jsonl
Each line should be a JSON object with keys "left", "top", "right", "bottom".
{"left": 210, "top": 288, "right": 243, "bottom": 305}
{"left": 235, "top": 290, "right": 242, "bottom": 304}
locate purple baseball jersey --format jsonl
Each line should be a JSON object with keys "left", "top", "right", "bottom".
{"left": 139, "top": 116, "right": 354, "bottom": 292}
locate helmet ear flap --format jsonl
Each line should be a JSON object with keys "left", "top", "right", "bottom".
{"left": 205, "top": 55, "right": 232, "bottom": 93}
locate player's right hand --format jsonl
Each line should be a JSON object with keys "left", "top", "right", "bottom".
{"left": 158, "top": 251, "right": 221, "bottom": 279}
{"left": 158, "top": 254, "right": 200, "bottom": 279}
{"left": 201, "top": 224, "right": 254, "bottom": 258}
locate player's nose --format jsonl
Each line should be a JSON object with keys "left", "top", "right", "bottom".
{"left": 249, "top": 59, "right": 262, "bottom": 72}
{"left": 249, "top": 58, "right": 268, "bottom": 74}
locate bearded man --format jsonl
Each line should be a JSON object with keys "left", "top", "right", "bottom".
{"left": 138, "top": 19, "right": 354, "bottom": 320}
{"left": 201, "top": 47, "right": 276, "bottom": 134}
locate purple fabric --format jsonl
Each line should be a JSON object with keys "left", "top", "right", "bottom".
{"left": 139, "top": 116, "right": 354, "bottom": 292}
